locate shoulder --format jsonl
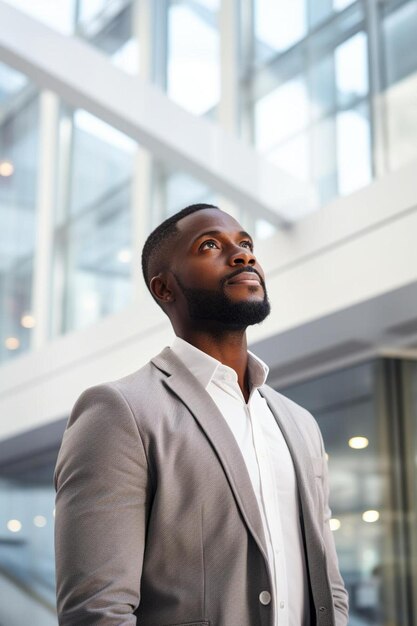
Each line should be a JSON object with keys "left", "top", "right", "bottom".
{"left": 69, "top": 359, "right": 166, "bottom": 423}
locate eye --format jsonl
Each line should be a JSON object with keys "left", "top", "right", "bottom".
{"left": 240, "top": 240, "right": 254, "bottom": 251}
{"left": 200, "top": 239, "right": 220, "bottom": 251}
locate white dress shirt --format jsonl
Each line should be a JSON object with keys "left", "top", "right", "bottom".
{"left": 171, "top": 337, "right": 310, "bottom": 626}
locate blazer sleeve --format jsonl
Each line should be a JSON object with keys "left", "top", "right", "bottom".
{"left": 315, "top": 422, "right": 349, "bottom": 626}
{"left": 54, "top": 383, "right": 150, "bottom": 625}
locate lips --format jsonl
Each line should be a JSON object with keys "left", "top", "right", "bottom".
{"left": 226, "top": 271, "right": 261, "bottom": 286}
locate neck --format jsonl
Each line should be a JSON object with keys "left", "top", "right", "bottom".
{"left": 177, "top": 327, "right": 250, "bottom": 401}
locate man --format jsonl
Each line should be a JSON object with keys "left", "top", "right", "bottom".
{"left": 54, "top": 203, "right": 348, "bottom": 626}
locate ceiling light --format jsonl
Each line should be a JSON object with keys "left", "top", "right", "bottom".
{"left": 33, "top": 515, "right": 47, "bottom": 528}
{"left": 349, "top": 436, "right": 369, "bottom": 449}
{"left": 117, "top": 248, "right": 132, "bottom": 264}
{"left": 21, "top": 314, "right": 36, "bottom": 328}
{"left": 5, "top": 336, "right": 20, "bottom": 350}
{"left": 0, "top": 160, "right": 14, "bottom": 177}
{"left": 362, "top": 510, "right": 379, "bottom": 523}
{"left": 7, "top": 519, "right": 22, "bottom": 532}
{"left": 329, "top": 518, "right": 341, "bottom": 531}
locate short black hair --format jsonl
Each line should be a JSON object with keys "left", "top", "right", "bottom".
{"left": 141, "top": 202, "right": 219, "bottom": 293}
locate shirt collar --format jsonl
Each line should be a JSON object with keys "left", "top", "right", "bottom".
{"left": 171, "top": 336, "right": 269, "bottom": 391}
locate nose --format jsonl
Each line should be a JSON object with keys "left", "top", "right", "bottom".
{"left": 229, "top": 247, "right": 256, "bottom": 266}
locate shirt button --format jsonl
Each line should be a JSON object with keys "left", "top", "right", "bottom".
{"left": 280, "top": 601, "right": 285, "bottom": 609}
{"left": 259, "top": 590, "right": 271, "bottom": 605}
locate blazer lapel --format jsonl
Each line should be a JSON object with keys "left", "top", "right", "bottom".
{"left": 259, "top": 385, "right": 328, "bottom": 591}
{"left": 259, "top": 385, "right": 319, "bottom": 515}
{"left": 151, "top": 347, "right": 269, "bottom": 564}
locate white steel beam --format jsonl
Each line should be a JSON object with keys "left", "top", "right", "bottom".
{"left": 0, "top": 1, "right": 317, "bottom": 225}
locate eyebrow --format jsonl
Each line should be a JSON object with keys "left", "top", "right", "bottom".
{"left": 192, "top": 230, "right": 253, "bottom": 244}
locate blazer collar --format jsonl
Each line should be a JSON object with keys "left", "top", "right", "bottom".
{"left": 151, "top": 347, "right": 269, "bottom": 565}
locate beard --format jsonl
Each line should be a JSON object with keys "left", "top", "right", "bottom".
{"left": 174, "top": 273, "right": 271, "bottom": 330}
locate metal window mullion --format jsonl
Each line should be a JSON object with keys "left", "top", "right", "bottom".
{"left": 219, "top": 0, "right": 239, "bottom": 133}
{"left": 31, "top": 90, "right": 59, "bottom": 350}
{"left": 365, "top": 0, "right": 389, "bottom": 178}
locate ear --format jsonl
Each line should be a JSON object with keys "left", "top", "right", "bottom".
{"left": 150, "top": 273, "right": 175, "bottom": 304}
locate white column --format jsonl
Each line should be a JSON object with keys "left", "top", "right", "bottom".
{"left": 31, "top": 90, "right": 59, "bottom": 349}
{"left": 131, "top": 0, "right": 154, "bottom": 300}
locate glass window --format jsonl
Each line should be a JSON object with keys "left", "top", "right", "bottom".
{"left": 279, "top": 360, "right": 408, "bottom": 624}
{"left": 68, "top": 110, "right": 136, "bottom": 217}
{"left": 383, "top": 0, "right": 417, "bottom": 172}
{"left": 255, "top": 76, "right": 309, "bottom": 152}
{"left": 165, "top": 170, "right": 211, "bottom": 218}
{"left": 266, "top": 132, "right": 310, "bottom": 183}
{"left": 0, "top": 454, "right": 57, "bottom": 625}
{"left": 254, "top": 0, "right": 307, "bottom": 63}
{"left": 336, "top": 102, "right": 372, "bottom": 196}
{"left": 0, "top": 64, "right": 39, "bottom": 364}
{"left": 309, "top": 0, "right": 357, "bottom": 28}
{"left": 383, "top": 0, "right": 417, "bottom": 87}
{"left": 309, "top": 53, "right": 336, "bottom": 122}
{"left": 52, "top": 109, "right": 136, "bottom": 336}
{"left": 335, "top": 31, "right": 368, "bottom": 108}
{"left": 311, "top": 116, "right": 338, "bottom": 205}
{"left": 167, "top": 0, "right": 220, "bottom": 115}
{"left": 77, "top": 2, "right": 139, "bottom": 76}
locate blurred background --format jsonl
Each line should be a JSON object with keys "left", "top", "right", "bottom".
{"left": 0, "top": 0, "right": 417, "bottom": 624}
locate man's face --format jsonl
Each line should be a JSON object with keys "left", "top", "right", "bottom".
{"left": 167, "top": 208, "right": 270, "bottom": 330}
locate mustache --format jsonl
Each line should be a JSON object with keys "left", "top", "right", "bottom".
{"left": 221, "top": 266, "right": 265, "bottom": 288}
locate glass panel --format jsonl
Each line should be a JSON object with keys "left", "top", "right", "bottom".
{"left": 336, "top": 102, "right": 372, "bottom": 196}
{"left": 383, "top": 0, "right": 417, "bottom": 87}
{"left": 167, "top": 0, "right": 220, "bottom": 115}
{"left": 311, "top": 116, "right": 338, "bottom": 205}
{"left": 309, "top": 53, "right": 336, "bottom": 122}
{"left": 52, "top": 109, "right": 135, "bottom": 335}
{"left": 254, "top": 0, "right": 307, "bottom": 63}
{"left": 266, "top": 132, "right": 310, "bottom": 183}
{"left": 165, "top": 170, "right": 211, "bottom": 218}
{"left": 0, "top": 64, "right": 39, "bottom": 364}
{"left": 77, "top": 0, "right": 110, "bottom": 25}
{"left": 255, "top": 76, "right": 309, "bottom": 152}
{"left": 68, "top": 110, "right": 136, "bottom": 217}
{"left": 335, "top": 31, "right": 368, "bottom": 108}
{"left": 279, "top": 361, "right": 404, "bottom": 625}
{"left": 0, "top": 454, "right": 57, "bottom": 625}
{"left": 383, "top": 0, "right": 417, "bottom": 172}
{"left": 3, "top": 1, "right": 138, "bottom": 75}
{"left": 77, "top": 1, "right": 139, "bottom": 76}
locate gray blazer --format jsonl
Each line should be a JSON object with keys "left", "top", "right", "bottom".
{"left": 54, "top": 347, "right": 348, "bottom": 626}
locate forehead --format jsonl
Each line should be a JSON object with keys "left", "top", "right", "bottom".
{"left": 176, "top": 208, "right": 247, "bottom": 241}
